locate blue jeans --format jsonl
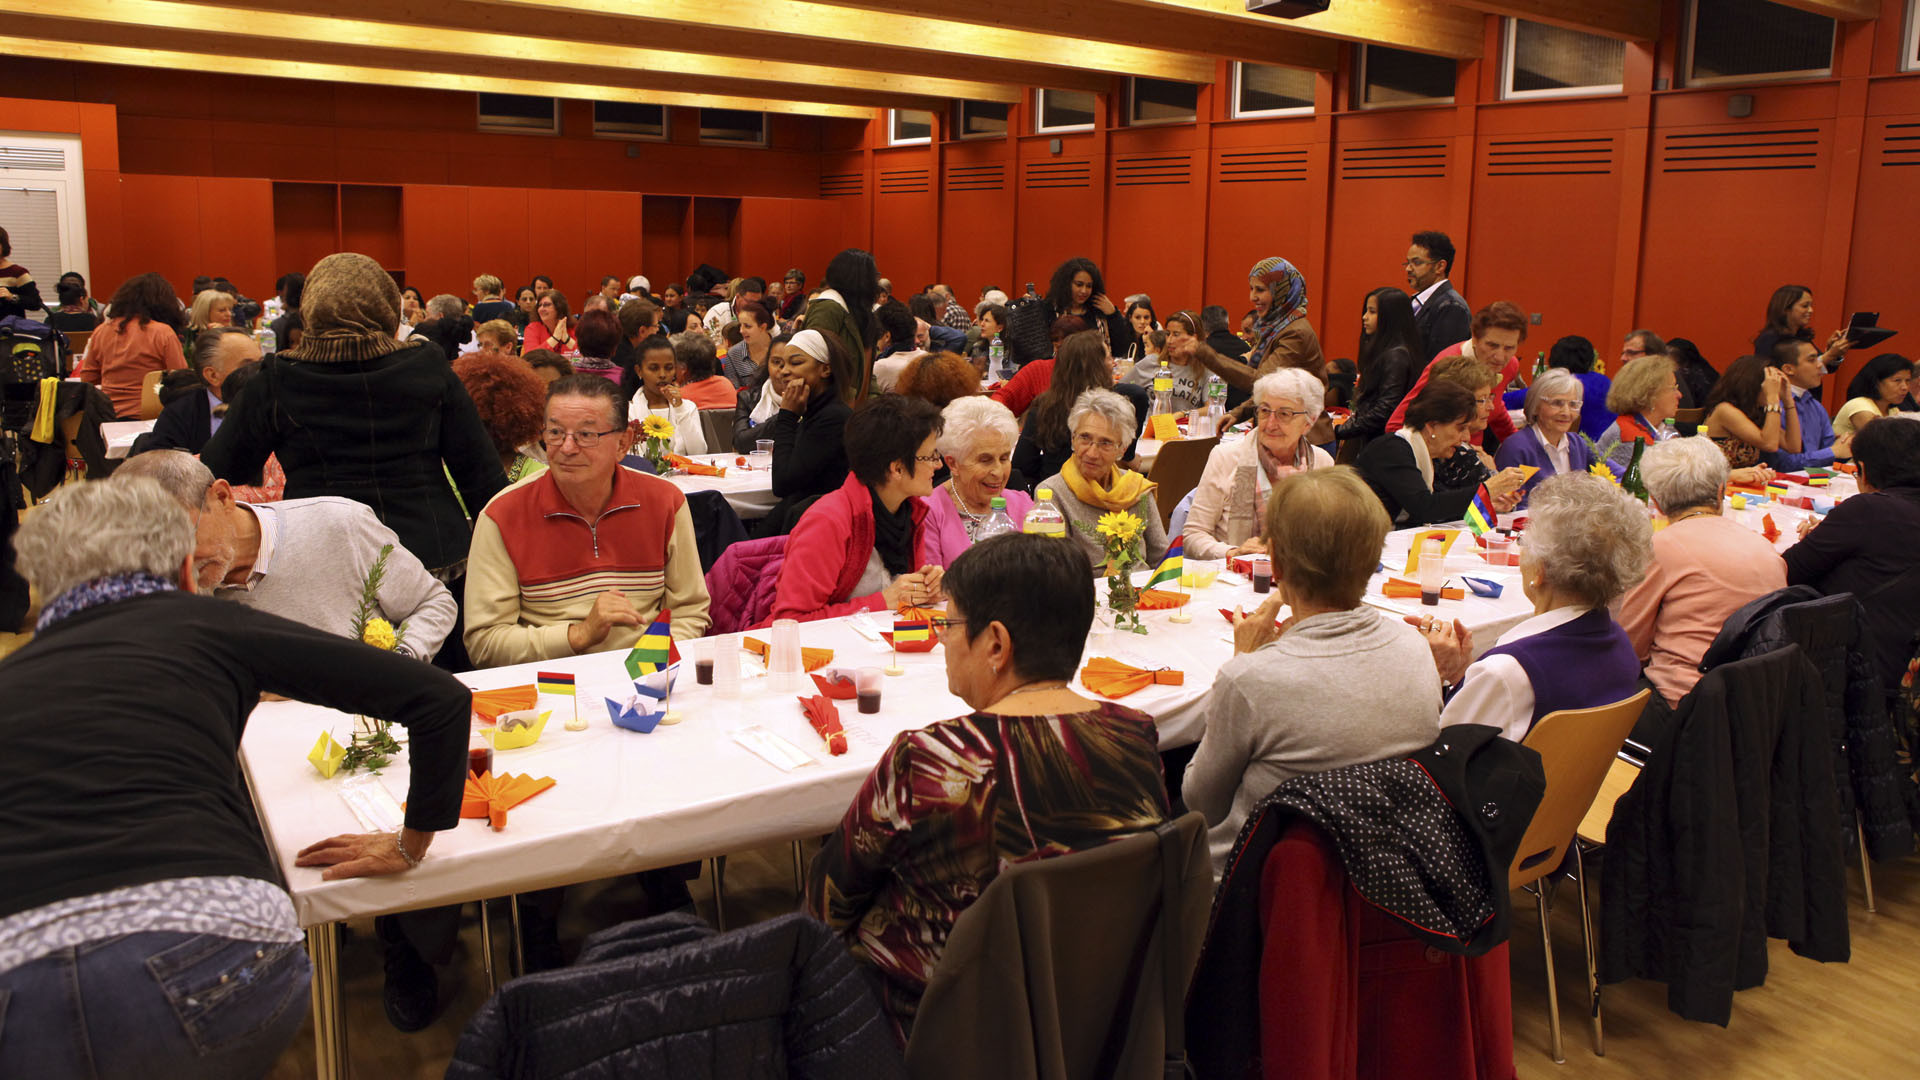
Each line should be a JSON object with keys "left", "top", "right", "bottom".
{"left": 0, "top": 931, "right": 310, "bottom": 1079}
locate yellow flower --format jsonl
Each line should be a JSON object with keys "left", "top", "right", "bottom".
{"left": 1588, "top": 461, "right": 1618, "bottom": 483}
{"left": 1095, "top": 511, "right": 1143, "bottom": 544}
{"left": 641, "top": 415, "right": 675, "bottom": 440}
{"left": 362, "top": 617, "right": 396, "bottom": 651}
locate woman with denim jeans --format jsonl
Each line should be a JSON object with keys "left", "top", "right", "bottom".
{"left": 0, "top": 478, "right": 473, "bottom": 1077}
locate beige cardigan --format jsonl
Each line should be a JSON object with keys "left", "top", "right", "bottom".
{"left": 1181, "top": 435, "right": 1335, "bottom": 561}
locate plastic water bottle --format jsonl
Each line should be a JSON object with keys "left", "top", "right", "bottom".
{"left": 978, "top": 496, "right": 1017, "bottom": 541}
{"left": 989, "top": 334, "right": 1010, "bottom": 382}
{"left": 1149, "top": 359, "right": 1176, "bottom": 421}
{"left": 1022, "top": 487, "right": 1068, "bottom": 538}
{"left": 254, "top": 323, "right": 277, "bottom": 354}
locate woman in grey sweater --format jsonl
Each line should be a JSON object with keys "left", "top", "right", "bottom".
{"left": 1184, "top": 466, "right": 1442, "bottom": 878}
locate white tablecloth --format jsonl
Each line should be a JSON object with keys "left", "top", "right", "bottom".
{"left": 102, "top": 419, "right": 155, "bottom": 459}
{"left": 663, "top": 453, "right": 775, "bottom": 519}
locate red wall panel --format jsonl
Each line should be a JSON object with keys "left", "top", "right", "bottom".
{"left": 401, "top": 185, "right": 470, "bottom": 299}
{"left": 119, "top": 174, "right": 205, "bottom": 300}
{"left": 737, "top": 198, "right": 795, "bottom": 282}
{"left": 527, "top": 189, "right": 590, "bottom": 300}
{"left": 642, "top": 196, "right": 689, "bottom": 287}
{"left": 1013, "top": 149, "right": 1106, "bottom": 300}
{"left": 1322, "top": 170, "right": 1455, "bottom": 362}
{"left": 272, "top": 183, "right": 338, "bottom": 286}
{"left": 467, "top": 187, "right": 532, "bottom": 296}
{"left": 340, "top": 185, "right": 404, "bottom": 271}
{"left": 937, "top": 140, "right": 1016, "bottom": 303}
{"left": 585, "top": 190, "right": 646, "bottom": 287}
{"left": 788, "top": 198, "right": 846, "bottom": 284}
{"left": 195, "top": 177, "right": 276, "bottom": 298}
{"left": 690, "top": 198, "right": 736, "bottom": 278}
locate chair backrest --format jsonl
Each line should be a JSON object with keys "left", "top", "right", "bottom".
{"left": 138, "top": 369, "right": 165, "bottom": 420}
{"left": 905, "top": 813, "right": 1212, "bottom": 1080}
{"left": 66, "top": 329, "right": 92, "bottom": 360}
{"left": 1510, "top": 689, "right": 1653, "bottom": 890}
{"left": 1672, "top": 407, "right": 1705, "bottom": 425}
{"left": 698, "top": 407, "right": 734, "bottom": 455}
{"left": 703, "top": 534, "right": 787, "bottom": 634}
{"left": 1144, "top": 435, "right": 1217, "bottom": 531}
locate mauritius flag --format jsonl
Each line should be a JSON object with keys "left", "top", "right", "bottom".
{"left": 536, "top": 671, "right": 576, "bottom": 696}
{"left": 625, "top": 610, "right": 680, "bottom": 677}
{"left": 893, "top": 618, "right": 930, "bottom": 643}
{"left": 1145, "top": 535, "right": 1184, "bottom": 589}
{"left": 1464, "top": 487, "right": 1496, "bottom": 537}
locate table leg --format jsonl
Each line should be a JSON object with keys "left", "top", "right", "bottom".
{"left": 509, "top": 894, "right": 526, "bottom": 977}
{"left": 306, "top": 922, "right": 348, "bottom": 1080}
{"left": 477, "top": 898, "right": 497, "bottom": 994}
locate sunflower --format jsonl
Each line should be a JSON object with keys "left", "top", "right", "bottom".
{"left": 1095, "top": 511, "right": 1143, "bottom": 544}
{"left": 641, "top": 415, "right": 676, "bottom": 440}
{"left": 1588, "top": 461, "right": 1618, "bottom": 483}
{"left": 362, "top": 617, "right": 397, "bottom": 651}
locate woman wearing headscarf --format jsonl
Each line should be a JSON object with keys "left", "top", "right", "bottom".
{"left": 202, "top": 253, "right": 507, "bottom": 581}
{"left": 1171, "top": 256, "right": 1326, "bottom": 423}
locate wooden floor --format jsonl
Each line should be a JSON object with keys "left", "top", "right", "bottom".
{"left": 262, "top": 840, "right": 1920, "bottom": 1079}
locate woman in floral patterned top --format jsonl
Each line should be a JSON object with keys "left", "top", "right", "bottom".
{"left": 806, "top": 533, "right": 1171, "bottom": 1041}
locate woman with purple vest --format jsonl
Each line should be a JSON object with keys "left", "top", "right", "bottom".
{"left": 1424, "top": 472, "right": 1650, "bottom": 742}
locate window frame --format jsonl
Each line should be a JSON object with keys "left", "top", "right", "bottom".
{"left": 1126, "top": 77, "right": 1200, "bottom": 127}
{"left": 1230, "top": 61, "right": 1316, "bottom": 120}
{"left": 1499, "top": 18, "right": 1627, "bottom": 101}
{"left": 1681, "top": 0, "right": 1835, "bottom": 88}
{"left": 590, "top": 101, "right": 670, "bottom": 142}
{"left": 953, "top": 99, "right": 1011, "bottom": 140}
{"left": 476, "top": 93, "right": 560, "bottom": 136}
{"left": 1355, "top": 44, "right": 1457, "bottom": 111}
{"left": 1033, "top": 88, "right": 1097, "bottom": 134}
{"left": 887, "top": 108, "right": 934, "bottom": 146}
{"left": 698, "top": 108, "right": 768, "bottom": 148}
{"left": 1905, "top": 0, "right": 1920, "bottom": 72}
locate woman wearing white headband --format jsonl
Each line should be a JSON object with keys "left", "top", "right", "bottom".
{"left": 757, "top": 328, "right": 858, "bottom": 535}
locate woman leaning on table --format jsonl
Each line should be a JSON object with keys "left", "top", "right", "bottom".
{"left": 0, "top": 479, "right": 471, "bottom": 1079}
{"left": 1354, "top": 380, "right": 1527, "bottom": 527}
{"left": 1183, "top": 368, "right": 1333, "bottom": 561}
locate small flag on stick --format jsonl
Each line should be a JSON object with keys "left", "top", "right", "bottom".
{"left": 892, "top": 618, "right": 930, "bottom": 643}
{"left": 1145, "top": 536, "right": 1184, "bottom": 590}
{"left": 626, "top": 611, "right": 678, "bottom": 677}
{"left": 1464, "top": 488, "right": 1496, "bottom": 537}
{"left": 536, "top": 672, "right": 575, "bottom": 696}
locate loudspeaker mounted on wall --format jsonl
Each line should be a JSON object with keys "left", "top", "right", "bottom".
{"left": 1727, "top": 95, "right": 1754, "bottom": 119}
{"left": 1049, "top": 138, "right": 1062, "bottom": 155}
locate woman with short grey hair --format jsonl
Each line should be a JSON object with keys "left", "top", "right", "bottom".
{"left": 1183, "top": 367, "right": 1333, "bottom": 560}
{"left": 1495, "top": 367, "right": 1595, "bottom": 508}
{"left": 921, "top": 397, "right": 1034, "bottom": 568}
{"left": 1420, "top": 473, "right": 1649, "bottom": 741}
{"left": 1040, "top": 388, "right": 1168, "bottom": 571}
{"left": 1618, "top": 437, "right": 1786, "bottom": 709}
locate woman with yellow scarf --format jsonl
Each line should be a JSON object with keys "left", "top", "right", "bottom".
{"left": 1039, "top": 387, "right": 1168, "bottom": 571}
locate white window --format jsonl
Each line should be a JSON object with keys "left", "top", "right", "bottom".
{"left": 1684, "top": 0, "right": 1834, "bottom": 86}
{"left": 477, "top": 93, "right": 559, "bottom": 135}
{"left": 1128, "top": 78, "right": 1199, "bottom": 126}
{"left": 1502, "top": 19, "right": 1626, "bottom": 99}
{"left": 0, "top": 132, "right": 89, "bottom": 296}
{"left": 1034, "top": 89, "right": 1097, "bottom": 133}
{"left": 592, "top": 102, "right": 667, "bottom": 140}
{"left": 1357, "top": 45, "right": 1456, "bottom": 109}
{"left": 1232, "top": 63, "right": 1316, "bottom": 118}
{"left": 1905, "top": 0, "right": 1920, "bottom": 72}
{"left": 955, "top": 100, "right": 1010, "bottom": 139}
{"left": 699, "top": 109, "right": 767, "bottom": 147}
{"left": 888, "top": 109, "right": 933, "bottom": 146}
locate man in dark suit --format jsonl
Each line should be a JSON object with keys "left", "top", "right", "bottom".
{"left": 1406, "top": 229, "right": 1472, "bottom": 364}
{"left": 130, "top": 327, "right": 259, "bottom": 457}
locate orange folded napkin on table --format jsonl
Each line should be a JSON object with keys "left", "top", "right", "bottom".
{"left": 1761, "top": 513, "right": 1781, "bottom": 543}
{"left": 471, "top": 685, "right": 538, "bottom": 724}
{"left": 810, "top": 670, "right": 858, "bottom": 699}
{"left": 1382, "top": 578, "right": 1466, "bottom": 601}
{"left": 461, "top": 772, "right": 555, "bottom": 831}
{"left": 1136, "top": 588, "right": 1192, "bottom": 610}
{"left": 798, "top": 695, "right": 848, "bottom": 755}
{"left": 1080, "top": 657, "right": 1185, "bottom": 699}
{"left": 665, "top": 453, "right": 726, "bottom": 477}
{"left": 1220, "top": 608, "right": 1284, "bottom": 630}
{"left": 742, "top": 636, "right": 834, "bottom": 671}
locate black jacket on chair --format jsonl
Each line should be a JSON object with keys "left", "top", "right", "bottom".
{"left": 1600, "top": 646, "right": 1849, "bottom": 1026}
{"left": 129, "top": 388, "right": 213, "bottom": 457}
{"left": 1413, "top": 281, "right": 1472, "bottom": 363}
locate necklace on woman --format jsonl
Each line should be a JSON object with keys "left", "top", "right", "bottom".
{"left": 1666, "top": 506, "right": 1716, "bottom": 526}
{"left": 948, "top": 479, "right": 994, "bottom": 540}
{"left": 991, "top": 680, "right": 1072, "bottom": 709}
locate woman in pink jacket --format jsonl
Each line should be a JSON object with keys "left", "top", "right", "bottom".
{"left": 919, "top": 397, "right": 1034, "bottom": 568}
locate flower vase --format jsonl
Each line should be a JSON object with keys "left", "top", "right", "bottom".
{"left": 644, "top": 439, "right": 674, "bottom": 476}
{"left": 1106, "top": 562, "right": 1146, "bottom": 635}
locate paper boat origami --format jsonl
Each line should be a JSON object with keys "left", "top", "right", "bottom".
{"left": 472, "top": 684, "right": 538, "bottom": 724}
{"left": 491, "top": 709, "right": 551, "bottom": 751}
{"left": 606, "top": 665, "right": 678, "bottom": 734}
{"left": 308, "top": 731, "right": 346, "bottom": 778}
{"left": 810, "top": 668, "right": 858, "bottom": 700}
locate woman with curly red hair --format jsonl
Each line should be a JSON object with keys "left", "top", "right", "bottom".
{"left": 454, "top": 349, "right": 550, "bottom": 482}
{"left": 893, "top": 351, "right": 981, "bottom": 410}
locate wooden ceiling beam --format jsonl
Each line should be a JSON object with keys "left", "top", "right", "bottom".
{"left": 1104, "top": 0, "right": 1487, "bottom": 58}
{"left": 1770, "top": 0, "right": 1879, "bottom": 19}
{"left": 1448, "top": 1, "right": 1660, "bottom": 41}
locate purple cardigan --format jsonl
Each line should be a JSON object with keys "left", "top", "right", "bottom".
{"left": 1493, "top": 425, "right": 1594, "bottom": 508}
{"left": 916, "top": 486, "right": 1035, "bottom": 569}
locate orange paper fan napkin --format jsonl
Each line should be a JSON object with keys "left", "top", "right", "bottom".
{"left": 798, "top": 694, "right": 848, "bottom": 755}
{"left": 1761, "top": 513, "right": 1781, "bottom": 543}
{"left": 810, "top": 670, "right": 858, "bottom": 699}
{"left": 1382, "top": 578, "right": 1465, "bottom": 601}
{"left": 1137, "top": 588, "right": 1192, "bottom": 610}
{"left": 1080, "top": 656, "right": 1185, "bottom": 699}
{"left": 471, "top": 685, "right": 538, "bottom": 724}
{"left": 461, "top": 771, "right": 556, "bottom": 831}
{"left": 742, "top": 636, "right": 834, "bottom": 671}
{"left": 894, "top": 604, "right": 943, "bottom": 622}
{"left": 665, "top": 453, "right": 726, "bottom": 477}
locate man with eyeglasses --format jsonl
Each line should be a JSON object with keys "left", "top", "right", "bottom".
{"left": 464, "top": 373, "right": 710, "bottom": 669}
{"left": 1404, "top": 229, "right": 1471, "bottom": 364}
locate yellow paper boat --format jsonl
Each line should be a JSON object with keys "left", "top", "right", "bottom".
{"left": 308, "top": 731, "right": 346, "bottom": 778}
{"left": 1179, "top": 569, "right": 1219, "bottom": 589}
{"left": 492, "top": 709, "right": 551, "bottom": 751}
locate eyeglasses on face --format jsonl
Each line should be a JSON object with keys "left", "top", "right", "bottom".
{"left": 1256, "top": 406, "right": 1310, "bottom": 423}
{"left": 913, "top": 453, "right": 943, "bottom": 466}
{"left": 930, "top": 616, "right": 967, "bottom": 640}
{"left": 1071, "top": 432, "right": 1123, "bottom": 454}
{"left": 543, "top": 426, "right": 620, "bottom": 448}
{"left": 1403, "top": 257, "right": 1433, "bottom": 268}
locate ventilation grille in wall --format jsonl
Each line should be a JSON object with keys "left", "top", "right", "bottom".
{"left": 1877, "top": 122, "right": 1920, "bottom": 168}
{"left": 1483, "top": 136, "right": 1615, "bottom": 177}
{"left": 945, "top": 162, "right": 1006, "bottom": 191}
{"left": 818, "top": 172, "right": 863, "bottom": 197}
{"left": 1114, "top": 154, "right": 1191, "bottom": 187}
{"left": 1022, "top": 159, "right": 1092, "bottom": 190}
{"left": 1338, "top": 142, "right": 1447, "bottom": 181}
{"left": 1215, "top": 148, "right": 1309, "bottom": 184}
{"left": 877, "top": 167, "right": 930, "bottom": 195}
{"left": 0, "top": 145, "right": 65, "bottom": 171}
{"left": 1658, "top": 128, "right": 1822, "bottom": 173}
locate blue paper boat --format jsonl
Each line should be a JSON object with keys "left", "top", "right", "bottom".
{"left": 1461, "top": 576, "right": 1504, "bottom": 599}
{"left": 606, "top": 666, "right": 677, "bottom": 734}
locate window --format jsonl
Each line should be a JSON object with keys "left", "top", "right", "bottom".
{"left": 889, "top": 109, "right": 933, "bottom": 145}
{"left": 477, "top": 93, "right": 559, "bottom": 135}
{"left": 1358, "top": 45, "right": 1456, "bottom": 109}
{"left": 1502, "top": 20, "right": 1626, "bottom": 99}
{"left": 699, "top": 108, "right": 767, "bottom": 147}
{"left": 0, "top": 133, "right": 88, "bottom": 294}
{"left": 1128, "top": 78, "right": 1199, "bottom": 126}
{"left": 592, "top": 101, "right": 667, "bottom": 140}
{"left": 1904, "top": 0, "right": 1920, "bottom": 71}
{"left": 955, "top": 100, "right": 1010, "bottom": 139}
{"left": 1685, "top": 0, "right": 1834, "bottom": 86}
{"left": 1232, "top": 63, "right": 1316, "bottom": 118}
{"left": 1034, "top": 89, "right": 1097, "bottom": 133}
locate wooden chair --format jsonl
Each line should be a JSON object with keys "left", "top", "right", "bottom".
{"left": 1672, "top": 406, "right": 1706, "bottom": 436}
{"left": 697, "top": 407, "right": 734, "bottom": 455}
{"left": 1145, "top": 434, "right": 1217, "bottom": 532}
{"left": 138, "top": 369, "right": 165, "bottom": 421}
{"left": 1511, "top": 689, "right": 1652, "bottom": 1063}
{"left": 64, "top": 329, "right": 92, "bottom": 362}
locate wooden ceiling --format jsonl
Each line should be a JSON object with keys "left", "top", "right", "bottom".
{"left": 1, "top": 0, "right": 1876, "bottom": 120}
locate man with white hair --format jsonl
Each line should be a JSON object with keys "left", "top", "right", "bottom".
{"left": 112, "top": 450, "right": 457, "bottom": 661}
{"left": 930, "top": 284, "right": 973, "bottom": 332}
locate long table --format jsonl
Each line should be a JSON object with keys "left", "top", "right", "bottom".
{"left": 661, "top": 452, "right": 776, "bottom": 520}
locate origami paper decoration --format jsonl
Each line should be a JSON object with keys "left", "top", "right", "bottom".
{"left": 1761, "top": 513, "right": 1781, "bottom": 543}
{"left": 1382, "top": 577, "right": 1466, "bottom": 601}
{"left": 1147, "top": 413, "right": 1182, "bottom": 441}
{"left": 1808, "top": 476, "right": 1831, "bottom": 488}
{"left": 892, "top": 617, "right": 931, "bottom": 643}
{"left": 1136, "top": 588, "right": 1192, "bottom": 610}
{"left": 1778, "top": 473, "right": 1811, "bottom": 485}
{"left": 798, "top": 694, "right": 848, "bottom": 755}
{"left": 606, "top": 667, "right": 677, "bottom": 734}
{"left": 1402, "top": 529, "right": 1461, "bottom": 574}
{"left": 461, "top": 771, "right": 556, "bottom": 831}
{"left": 894, "top": 604, "right": 943, "bottom": 623}
{"left": 491, "top": 709, "right": 551, "bottom": 751}
{"left": 308, "top": 731, "right": 346, "bottom": 778}
{"left": 535, "top": 672, "right": 575, "bottom": 696}
{"left": 1146, "top": 536, "right": 1183, "bottom": 589}
{"left": 743, "top": 636, "right": 834, "bottom": 671}
{"left": 879, "top": 630, "right": 938, "bottom": 652}
{"left": 1464, "top": 488, "right": 1496, "bottom": 537}
{"left": 810, "top": 669, "right": 859, "bottom": 700}
{"left": 1461, "top": 576, "right": 1504, "bottom": 598}
{"left": 472, "top": 685, "right": 538, "bottom": 724}
{"left": 1219, "top": 608, "right": 1284, "bottom": 630}
{"left": 1080, "top": 656, "right": 1185, "bottom": 699}
{"left": 1179, "top": 568, "right": 1219, "bottom": 589}
{"left": 665, "top": 453, "right": 727, "bottom": 477}
{"left": 1513, "top": 465, "right": 1540, "bottom": 483}
{"left": 627, "top": 612, "right": 679, "bottom": 677}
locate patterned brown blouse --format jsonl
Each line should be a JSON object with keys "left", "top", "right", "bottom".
{"left": 806, "top": 700, "right": 1170, "bottom": 1039}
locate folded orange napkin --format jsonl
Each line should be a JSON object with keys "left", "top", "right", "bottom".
{"left": 665, "top": 453, "right": 726, "bottom": 477}
{"left": 461, "top": 772, "right": 555, "bottom": 831}
{"left": 1080, "top": 656, "right": 1185, "bottom": 699}
{"left": 1136, "top": 588, "right": 1192, "bottom": 610}
{"left": 471, "top": 685, "right": 538, "bottom": 724}
{"left": 1220, "top": 608, "right": 1283, "bottom": 630}
{"left": 1382, "top": 578, "right": 1465, "bottom": 601}
{"left": 810, "top": 670, "right": 858, "bottom": 699}
{"left": 1761, "top": 513, "right": 1781, "bottom": 543}
{"left": 742, "top": 636, "right": 834, "bottom": 671}
{"left": 799, "top": 695, "right": 848, "bottom": 755}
